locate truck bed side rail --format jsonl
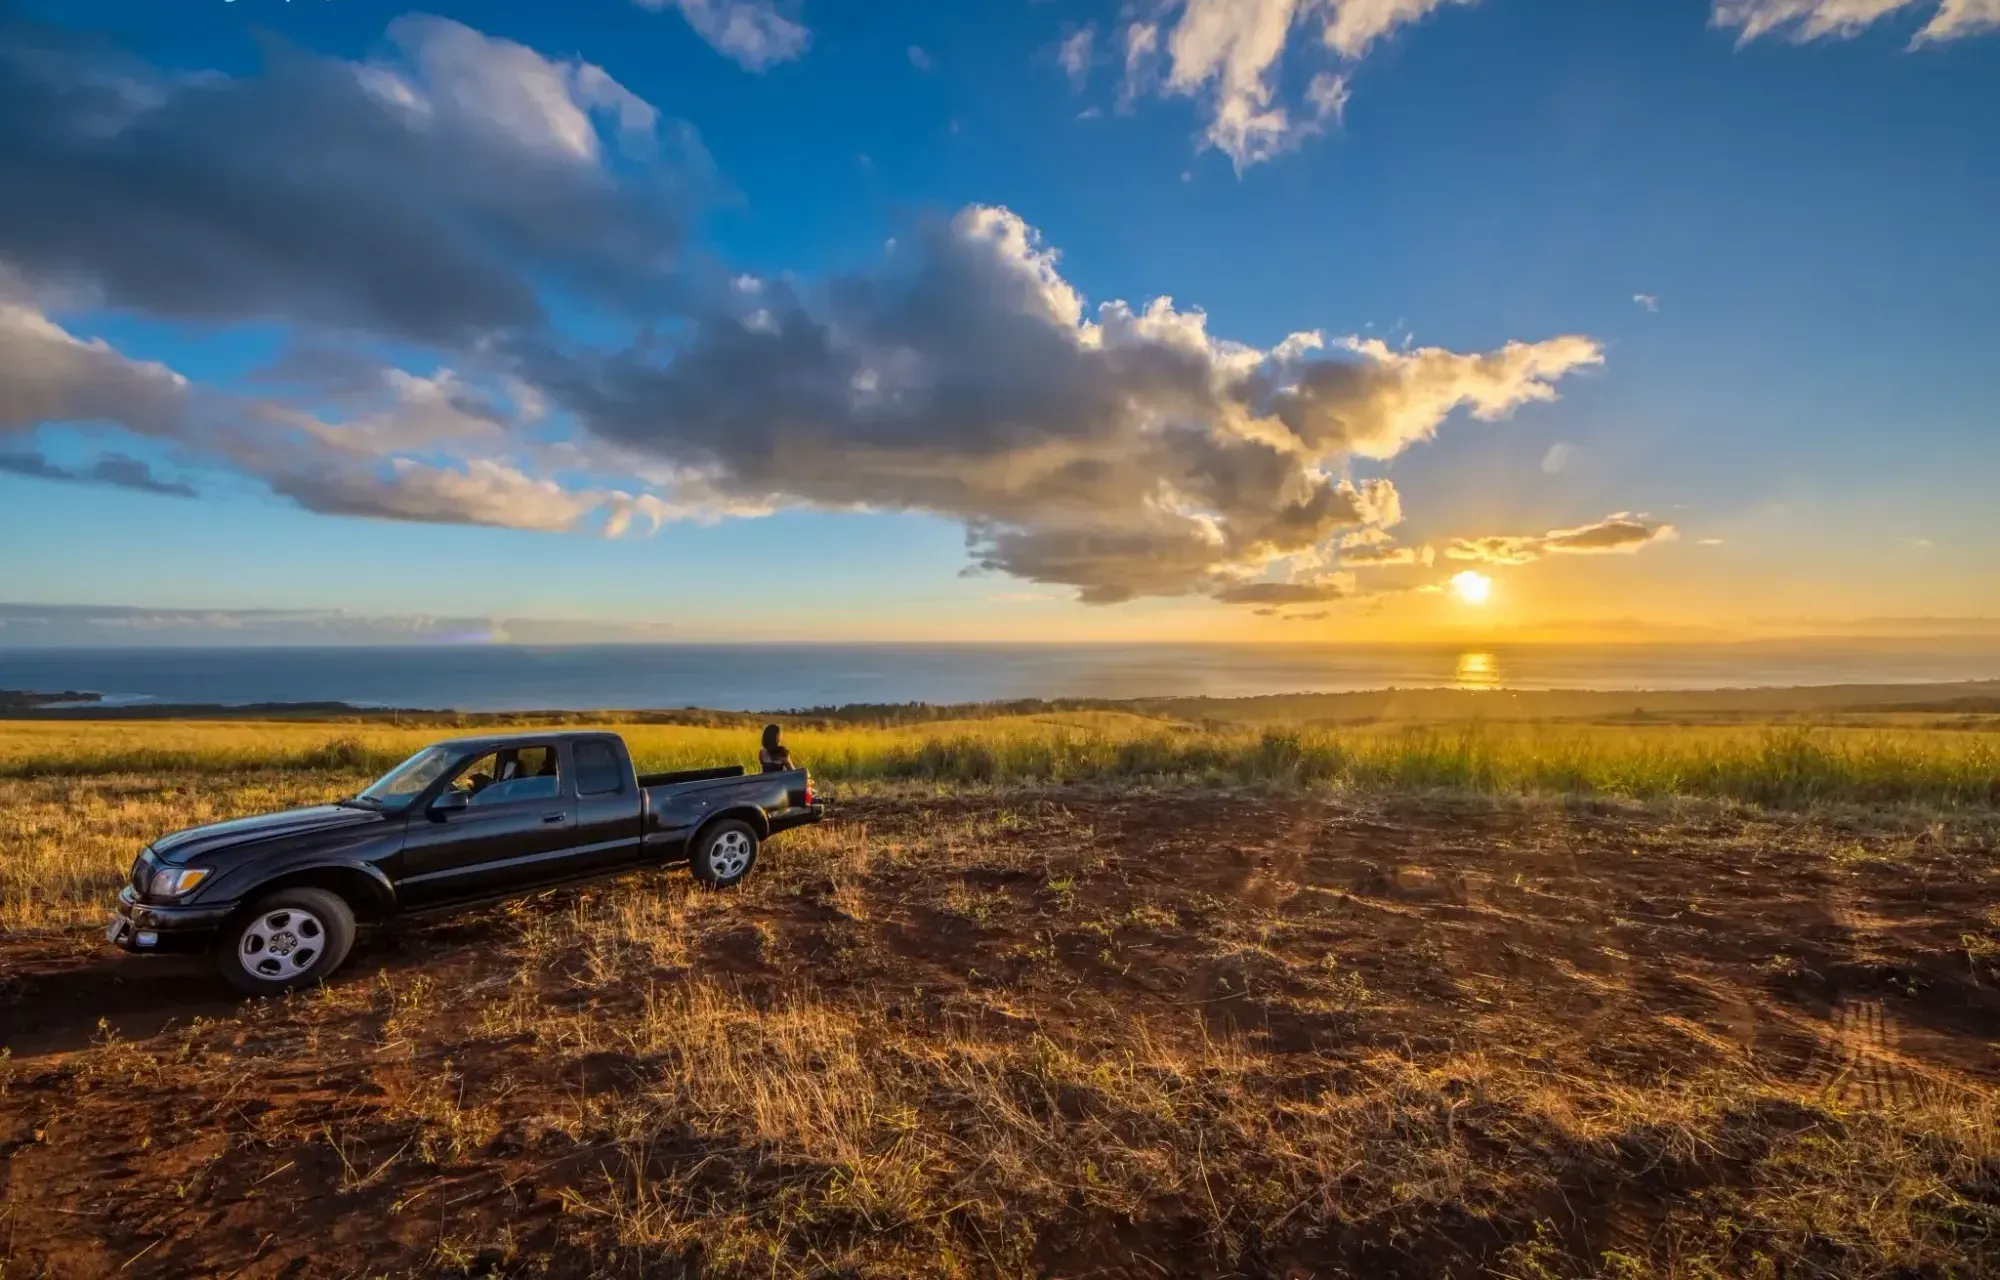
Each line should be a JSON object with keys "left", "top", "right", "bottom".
{"left": 637, "top": 765, "right": 746, "bottom": 788}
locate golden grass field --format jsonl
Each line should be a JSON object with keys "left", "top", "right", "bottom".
{"left": 2, "top": 711, "right": 1998, "bottom": 931}
{"left": 2, "top": 713, "right": 1998, "bottom": 1277}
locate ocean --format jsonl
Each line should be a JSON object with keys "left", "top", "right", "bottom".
{"left": 4, "top": 641, "right": 1998, "bottom": 713}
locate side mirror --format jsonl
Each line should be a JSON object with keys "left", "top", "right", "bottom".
{"left": 430, "top": 789, "right": 469, "bottom": 817}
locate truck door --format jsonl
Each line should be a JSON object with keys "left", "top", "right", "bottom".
{"left": 398, "top": 743, "right": 578, "bottom": 906}
{"left": 568, "top": 737, "right": 647, "bottom": 872}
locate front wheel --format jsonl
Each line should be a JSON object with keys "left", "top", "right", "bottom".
{"left": 216, "top": 887, "right": 356, "bottom": 995}
{"left": 691, "top": 820, "right": 759, "bottom": 889}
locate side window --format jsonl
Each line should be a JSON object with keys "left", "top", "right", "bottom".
{"left": 574, "top": 740, "right": 625, "bottom": 796}
{"left": 456, "top": 745, "right": 562, "bottom": 806}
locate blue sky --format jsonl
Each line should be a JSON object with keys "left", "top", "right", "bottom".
{"left": 0, "top": 0, "right": 1994, "bottom": 644}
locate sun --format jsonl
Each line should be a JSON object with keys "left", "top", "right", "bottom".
{"left": 1450, "top": 570, "right": 1493, "bottom": 606}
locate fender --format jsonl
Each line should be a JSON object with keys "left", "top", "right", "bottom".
{"left": 190, "top": 830, "right": 405, "bottom": 922}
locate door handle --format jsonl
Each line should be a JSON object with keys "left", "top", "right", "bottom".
{"left": 542, "top": 812, "right": 567, "bottom": 824}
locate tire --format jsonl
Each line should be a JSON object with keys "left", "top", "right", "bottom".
{"left": 690, "top": 819, "right": 759, "bottom": 889}
{"left": 216, "top": 887, "right": 356, "bottom": 996}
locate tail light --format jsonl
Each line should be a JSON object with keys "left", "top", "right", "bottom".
{"left": 804, "top": 774, "right": 816, "bottom": 806}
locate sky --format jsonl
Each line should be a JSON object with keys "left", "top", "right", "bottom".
{"left": 0, "top": 0, "right": 1994, "bottom": 646}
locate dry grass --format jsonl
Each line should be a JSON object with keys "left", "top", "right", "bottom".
{"left": 5, "top": 785, "right": 1998, "bottom": 1276}
{"left": 2, "top": 714, "right": 1997, "bottom": 807}
{"left": 4, "top": 710, "right": 2000, "bottom": 933}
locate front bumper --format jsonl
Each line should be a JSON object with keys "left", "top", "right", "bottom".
{"left": 107, "top": 885, "right": 237, "bottom": 954}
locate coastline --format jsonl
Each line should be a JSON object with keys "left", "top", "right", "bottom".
{"left": 5, "top": 679, "right": 1999, "bottom": 725}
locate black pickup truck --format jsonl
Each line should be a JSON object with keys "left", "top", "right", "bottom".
{"left": 107, "top": 731, "right": 821, "bottom": 994}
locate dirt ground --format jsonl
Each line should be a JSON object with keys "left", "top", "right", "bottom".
{"left": 3, "top": 789, "right": 1997, "bottom": 1278}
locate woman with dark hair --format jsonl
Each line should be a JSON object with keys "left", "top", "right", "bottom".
{"left": 759, "top": 723, "right": 794, "bottom": 773}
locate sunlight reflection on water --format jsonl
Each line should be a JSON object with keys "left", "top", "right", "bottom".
{"left": 1453, "top": 651, "right": 1501, "bottom": 690}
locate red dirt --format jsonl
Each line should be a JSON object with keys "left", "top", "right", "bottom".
{"left": 3, "top": 791, "right": 1997, "bottom": 1277}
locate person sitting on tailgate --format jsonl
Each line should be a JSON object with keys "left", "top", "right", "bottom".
{"left": 759, "top": 723, "right": 795, "bottom": 773}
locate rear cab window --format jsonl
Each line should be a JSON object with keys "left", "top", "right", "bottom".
{"left": 573, "top": 740, "right": 626, "bottom": 796}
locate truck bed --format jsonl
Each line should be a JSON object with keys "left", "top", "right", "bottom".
{"left": 638, "top": 766, "right": 817, "bottom": 855}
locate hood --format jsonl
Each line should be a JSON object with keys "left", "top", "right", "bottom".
{"left": 151, "top": 804, "right": 389, "bottom": 864}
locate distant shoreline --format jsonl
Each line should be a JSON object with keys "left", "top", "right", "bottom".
{"left": 5, "top": 680, "right": 1999, "bottom": 724}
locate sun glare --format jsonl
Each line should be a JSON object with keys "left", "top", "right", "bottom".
{"left": 1451, "top": 571, "right": 1493, "bottom": 606}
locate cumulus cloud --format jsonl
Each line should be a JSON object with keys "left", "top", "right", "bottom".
{"left": 0, "top": 14, "right": 692, "bottom": 344}
{"left": 1712, "top": 0, "right": 2000, "bottom": 45}
{"left": 0, "top": 16, "right": 1620, "bottom": 609}
{"left": 523, "top": 205, "right": 1600, "bottom": 604}
{"left": 0, "top": 298, "right": 690, "bottom": 534}
{"left": 1446, "top": 514, "right": 1679, "bottom": 565}
{"left": 637, "top": 0, "right": 809, "bottom": 69}
{"left": 1132, "top": 0, "right": 1477, "bottom": 167}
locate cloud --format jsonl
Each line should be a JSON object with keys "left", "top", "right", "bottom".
{"left": 0, "top": 298, "right": 697, "bottom": 535}
{"left": 1120, "top": 21, "right": 1161, "bottom": 109}
{"left": 0, "top": 14, "right": 693, "bottom": 345}
{"left": 908, "top": 45, "right": 932, "bottom": 71}
{"left": 1633, "top": 293, "right": 1659, "bottom": 312}
{"left": 1446, "top": 514, "right": 1679, "bottom": 565}
{"left": 1213, "top": 575, "right": 1355, "bottom": 605}
{"left": 0, "top": 17, "right": 1620, "bottom": 609}
{"left": 1711, "top": 0, "right": 2000, "bottom": 45}
{"left": 0, "top": 601, "right": 688, "bottom": 648}
{"left": 637, "top": 0, "right": 809, "bottom": 69}
{"left": 1339, "top": 542, "right": 1433, "bottom": 567}
{"left": 1134, "top": 0, "right": 1478, "bottom": 168}
{"left": 0, "top": 449, "right": 195, "bottom": 497}
{"left": 1541, "top": 441, "right": 1574, "bottom": 473}
{"left": 1254, "top": 607, "right": 1331, "bottom": 620}
{"left": 1058, "top": 25, "right": 1096, "bottom": 89}
{"left": 0, "top": 299, "right": 194, "bottom": 438}
{"left": 1305, "top": 70, "right": 1351, "bottom": 124}
{"left": 525, "top": 205, "right": 1600, "bottom": 604}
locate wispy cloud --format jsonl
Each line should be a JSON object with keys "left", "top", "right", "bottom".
{"left": 635, "top": 0, "right": 809, "bottom": 69}
{"left": 1712, "top": 0, "right": 2000, "bottom": 47}
{"left": 1446, "top": 515, "right": 1679, "bottom": 565}
{"left": 1122, "top": 0, "right": 1478, "bottom": 169}
{"left": 1633, "top": 293, "right": 1659, "bottom": 312}
{"left": 0, "top": 602, "right": 686, "bottom": 647}
{"left": 1057, "top": 25, "right": 1096, "bottom": 90}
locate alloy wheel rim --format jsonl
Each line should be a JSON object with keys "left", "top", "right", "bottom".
{"left": 238, "top": 907, "right": 326, "bottom": 980}
{"left": 711, "top": 829, "right": 751, "bottom": 879}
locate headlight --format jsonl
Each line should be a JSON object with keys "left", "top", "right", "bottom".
{"left": 146, "top": 867, "right": 211, "bottom": 898}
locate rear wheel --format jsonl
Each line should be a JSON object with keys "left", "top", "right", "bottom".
{"left": 217, "top": 887, "right": 356, "bottom": 996}
{"left": 691, "top": 820, "right": 758, "bottom": 889}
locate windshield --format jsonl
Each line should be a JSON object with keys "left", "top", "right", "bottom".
{"left": 356, "top": 746, "right": 457, "bottom": 808}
